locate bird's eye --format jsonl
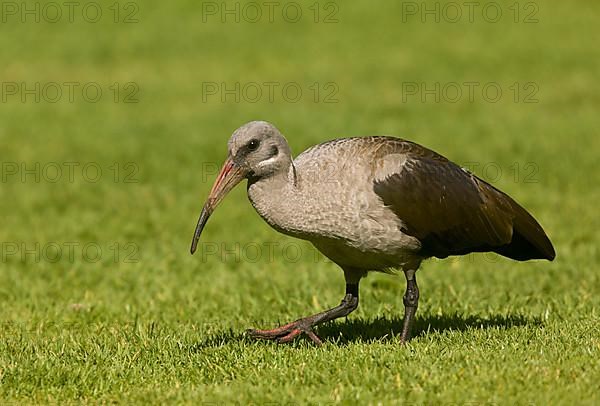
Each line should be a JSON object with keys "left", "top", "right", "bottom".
{"left": 247, "top": 139, "right": 260, "bottom": 151}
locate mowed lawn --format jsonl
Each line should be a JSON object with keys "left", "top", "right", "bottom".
{"left": 1, "top": 0, "right": 599, "bottom": 404}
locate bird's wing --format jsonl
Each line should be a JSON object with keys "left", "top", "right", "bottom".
{"left": 371, "top": 138, "right": 555, "bottom": 260}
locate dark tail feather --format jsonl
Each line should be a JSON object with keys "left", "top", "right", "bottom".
{"left": 494, "top": 199, "right": 555, "bottom": 261}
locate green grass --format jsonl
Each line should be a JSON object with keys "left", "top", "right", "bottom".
{"left": 1, "top": 0, "right": 599, "bottom": 404}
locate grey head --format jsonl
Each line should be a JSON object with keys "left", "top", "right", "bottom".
{"left": 190, "top": 121, "right": 292, "bottom": 254}
{"left": 228, "top": 121, "right": 292, "bottom": 179}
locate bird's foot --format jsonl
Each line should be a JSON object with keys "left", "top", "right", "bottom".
{"left": 247, "top": 318, "right": 323, "bottom": 346}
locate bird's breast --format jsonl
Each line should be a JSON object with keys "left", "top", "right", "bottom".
{"left": 246, "top": 167, "right": 422, "bottom": 266}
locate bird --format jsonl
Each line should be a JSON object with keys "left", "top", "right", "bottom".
{"left": 190, "top": 121, "right": 555, "bottom": 345}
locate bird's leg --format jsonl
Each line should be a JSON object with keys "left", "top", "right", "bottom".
{"left": 400, "top": 269, "right": 419, "bottom": 343}
{"left": 247, "top": 283, "right": 359, "bottom": 346}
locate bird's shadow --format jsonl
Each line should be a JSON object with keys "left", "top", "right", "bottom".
{"left": 190, "top": 313, "right": 541, "bottom": 350}
{"left": 319, "top": 313, "right": 540, "bottom": 344}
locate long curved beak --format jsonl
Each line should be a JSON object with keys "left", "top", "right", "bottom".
{"left": 190, "top": 157, "right": 245, "bottom": 254}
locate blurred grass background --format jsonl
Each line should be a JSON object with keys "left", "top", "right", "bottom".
{"left": 0, "top": 0, "right": 599, "bottom": 404}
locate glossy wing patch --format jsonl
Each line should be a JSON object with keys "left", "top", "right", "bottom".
{"left": 374, "top": 155, "right": 516, "bottom": 258}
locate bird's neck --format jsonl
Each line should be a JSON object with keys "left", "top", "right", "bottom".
{"left": 247, "top": 161, "right": 305, "bottom": 238}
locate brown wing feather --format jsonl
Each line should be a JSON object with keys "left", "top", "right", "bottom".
{"left": 372, "top": 139, "right": 555, "bottom": 261}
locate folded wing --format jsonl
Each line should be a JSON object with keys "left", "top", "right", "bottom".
{"left": 373, "top": 140, "right": 555, "bottom": 261}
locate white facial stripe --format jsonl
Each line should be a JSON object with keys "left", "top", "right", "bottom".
{"left": 257, "top": 156, "right": 278, "bottom": 168}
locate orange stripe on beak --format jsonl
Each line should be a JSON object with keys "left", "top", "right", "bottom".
{"left": 190, "top": 157, "right": 245, "bottom": 254}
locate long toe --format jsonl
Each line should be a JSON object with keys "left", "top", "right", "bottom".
{"left": 276, "top": 328, "right": 302, "bottom": 343}
{"left": 276, "top": 326, "right": 323, "bottom": 346}
{"left": 305, "top": 330, "right": 324, "bottom": 346}
{"left": 246, "top": 320, "right": 324, "bottom": 345}
{"left": 246, "top": 321, "right": 299, "bottom": 340}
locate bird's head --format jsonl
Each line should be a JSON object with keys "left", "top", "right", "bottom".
{"left": 190, "top": 121, "right": 291, "bottom": 254}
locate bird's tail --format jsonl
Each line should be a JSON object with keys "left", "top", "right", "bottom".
{"left": 494, "top": 197, "right": 556, "bottom": 261}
